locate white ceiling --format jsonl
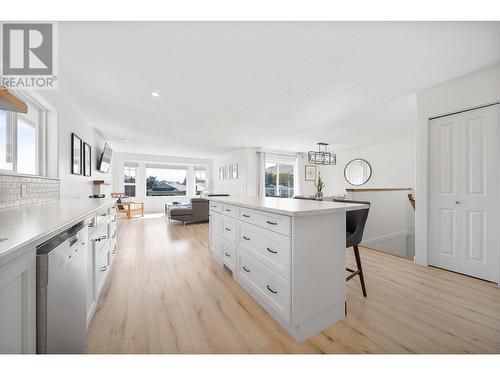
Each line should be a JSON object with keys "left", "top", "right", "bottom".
{"left": 57, "top": 22, "right": 500, "bottom": 158}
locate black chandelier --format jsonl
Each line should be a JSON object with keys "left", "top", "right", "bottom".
{"left": 307, "top": 142, "right": 336, "bottom": 165}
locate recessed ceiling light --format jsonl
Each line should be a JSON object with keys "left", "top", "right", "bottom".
{"left": 122, "top": 138, "right": 131, "bottom": 142}
{"left": 151, "top": 92, "right": 160, "bottom": 97}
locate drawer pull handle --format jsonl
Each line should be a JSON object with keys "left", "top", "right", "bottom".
{"left": 266, "top": 285, "right": 278, "bottom": 294}
{"left": 100, "top": 266, "right": 107, "bottom": 272}
{"left": 213, "top": 205, "right": 218, "bottom": 208}
{"left": 101, "top": 213, "right": 107, "bottom": 216}
{"left": 112, "top": 250, "right": 116, "bottom": 254}
{"left": 224, "top": 252, "right": 231, "bottom": 257}
{"left": 266, "top": 220, "right": 277, "bottom": 226}
{"left": 225, "top": 227, "right": 231, "bottom": 231}
{"left": 267, "top": 247, "right": 277, "bottom": 254}
{"left": 243, "top": 266, "right": 250, "bottom": 273}
{"left": 225, "top": 209, "right": 231, "bottom": 212}
{"left": 242, "top": 214, "right": 250, "bottom": 218}
{"left": 243, "top": 235, "right": 250, "bottom": 241}
{"left": 112, "top": 233, "right": 117, "bottom": 239}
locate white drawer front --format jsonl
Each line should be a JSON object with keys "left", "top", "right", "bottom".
{"left": 221, "top": 204, "right": 238, "bottom": 218}
{"left": 238, "top": 222, "right": 291, "bottom": 280}
{"left": 209, "top": 201, "right": 222, "bottom": 213}
{"left": 221, "top": 240, "right": 236, "bottom": 270}
{"left": 221, "top": 216, "right": 237, "bottom": 245}
{"left": 239, "top": 208, "right": 291, "bottom": 236}
{"left": 95, "top": 242, "right": 109, "bottom": 294}
{"left": 237, "top": 253, "right": 291, "bottom": 324}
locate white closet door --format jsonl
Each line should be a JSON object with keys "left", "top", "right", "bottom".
{"left": 429, "top": 113, "right": 461, "bottom": 273}
{"left": 429, "top": 104, "right": 499, "bottom": 282}
{"left": 458, "top": 106, "right": 499, "bottom": 281}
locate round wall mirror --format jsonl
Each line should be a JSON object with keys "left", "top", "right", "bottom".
{"left": 344, "top": 159, "right": 372, "bottom": 186}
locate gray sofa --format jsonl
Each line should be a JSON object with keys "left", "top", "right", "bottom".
{"left": 168, "top": 198, "right": 209, "bottom": 224}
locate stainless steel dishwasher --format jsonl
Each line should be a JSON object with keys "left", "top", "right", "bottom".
{"left": 36, "top": 222, "right": 88, "bottom": 354}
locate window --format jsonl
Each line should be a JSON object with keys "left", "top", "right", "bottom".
{"left": 124, "top": 166, "right": 136, "bottom": 197}
{"left": 195, "top": 167, "right": 207, "bottom": 195}
{"left": 265, "top": 156, "right": 295, "bottom": 198}
{"left": 0, "top": 94, "right": 45, "bottom": 175}
{"left": 146, "top": 166, "right": 187, "bottom": 196}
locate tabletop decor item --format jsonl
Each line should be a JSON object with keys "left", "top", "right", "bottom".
{"left": 314, "top": 172, "right": 325, "bottom": 200}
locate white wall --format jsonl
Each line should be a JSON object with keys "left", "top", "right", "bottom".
{"left": 31, "top": 89, "right": 112, "bottom": 199}
{"left": 415, "top": 64, "right": 500, "bottom": 266}
{"left": 299, "top": 137, "right": 416, "bottom": 258}
{"left": 112, "top": 152, "right": 212, "bottom": 213}
{"left": 301, "top": 140, "right": 416, "bottom": 197}
{"left": 212, "top": 147, "right": 258, "bottom": 197}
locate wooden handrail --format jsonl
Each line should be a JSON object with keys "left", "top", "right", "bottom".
{"left": 346, "top": 188, "right": 413, "bottom": 192}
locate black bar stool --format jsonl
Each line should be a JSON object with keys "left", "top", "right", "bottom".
{"left": 333, "top": 199, "right": 370, "bottom": 298}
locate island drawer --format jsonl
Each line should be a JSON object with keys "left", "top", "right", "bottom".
{"left": 239, "top": 208, "right": 291, "bottom": 236}
{"left": 238, "top": 222, "right": 291, "bottom": 280}
{"left": 221, "top": 239, "right": 236, "bottom": 271}
{"left": 221, "top": 216, "right": 237, "bottom": 244}
{"left": 221, "top": 204, "right": 238, "bottom": 218}
{"left": 209, "top": 201, "right": 222, "bottom": 213}
{"left": 237, "top": 252, "right": 291, "bottom": 324}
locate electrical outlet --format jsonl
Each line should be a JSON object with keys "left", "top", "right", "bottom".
{"left": 21, "top": 184, "right": 27, "bottom": 198}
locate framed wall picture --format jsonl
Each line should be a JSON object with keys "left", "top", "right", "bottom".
{"left": 219, "top": 166, "right": 224, "bottom": 180}
{"left": 225, "top": 165, "right": 231, "bottom": 179}
{"left": 71, "top": 133, "right": 82, "bottom": 175}
{"left": 232, "top": 163, "right": 238, "bottom": 179}
{"left": 83, "top": 142, "right": 92, "bottom": 177}
{"left": 305, "top": 164, "right": 316, "bottom": 181}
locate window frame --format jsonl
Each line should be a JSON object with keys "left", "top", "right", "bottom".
{"left": 145, "top": 165, "right": 188, "bottom": 197}
{"left": 0, "top": 92, "right": 47, "bottom": 176}
{"left": 123, "top": 166, "right": 137, "bottom": 197}
{"left": 264, "top": 155, "right": 296, "bottom": 198}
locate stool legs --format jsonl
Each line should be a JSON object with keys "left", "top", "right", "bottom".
{"left": 352, "top": 245, "right": 367, "bottom": 297}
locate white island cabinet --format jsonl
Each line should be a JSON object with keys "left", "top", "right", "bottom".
{"left": 208, "top": 196, "right": 367, "bottom": 342}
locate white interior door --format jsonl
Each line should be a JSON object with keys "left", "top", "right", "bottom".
{"left": 429, "top": 104, "right": 499, "bottom": 282}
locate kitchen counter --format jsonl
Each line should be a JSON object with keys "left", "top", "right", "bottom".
{"left": 206, "top": 195, "right": 368, "bottom": 217}
{"left": 0, "top": 198, "right": 115, "bottom": 265}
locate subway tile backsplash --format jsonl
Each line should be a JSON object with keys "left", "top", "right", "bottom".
{"left": 0, "top": 174, "right": 60, "bottom": 209}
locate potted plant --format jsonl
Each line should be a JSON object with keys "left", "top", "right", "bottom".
{"left": 314, "top": 172, "right": 325, "bottom": 200}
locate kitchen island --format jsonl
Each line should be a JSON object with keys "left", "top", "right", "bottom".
{"left": 207, "top": 196, "right": 368, "bottom": 342}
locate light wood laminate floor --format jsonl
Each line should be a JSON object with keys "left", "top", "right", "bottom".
{"left": 87, "top": 216, "right": 500, "bottom": 353}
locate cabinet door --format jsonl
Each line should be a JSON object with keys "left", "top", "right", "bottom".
{"left": 0, "top": 249, "right": 36, "bottom": 353}
{"left": 209, "top": 211, "right": 221, "bottom": 260}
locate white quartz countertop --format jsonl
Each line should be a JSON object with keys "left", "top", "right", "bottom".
{"left": 0, "top": 198, "right": 115, "bottom": 265}
{"left": 206, "top": 196, "right": 368, "bottom": 217}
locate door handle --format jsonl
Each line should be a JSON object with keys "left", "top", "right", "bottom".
{"left": 225, "top": 227, "right": 231, "bottom": 231}
{"left": 266, "top": 285, "right": 278, "bottom": 294}
{"left": 243, "top": 235, "right": 250, "bottom": 241}
{"left": 100, "top": 266, "right": 108, "bottom": 272}
{"left": 267, "top": 247, "right": 277, "bottom": 254}
{"left": 224, "top": 252, "right": 231, "bottom": 257}
{"left": 243, "top": 266, "right": 250, "bottom": 273}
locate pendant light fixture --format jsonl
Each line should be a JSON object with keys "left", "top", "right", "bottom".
{"left": 307, "top": 142, "right": 336, "bottom": 165}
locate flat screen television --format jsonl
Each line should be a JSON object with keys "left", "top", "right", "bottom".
{"left": 97, "top": 142, "right": 113, "bottom": 173}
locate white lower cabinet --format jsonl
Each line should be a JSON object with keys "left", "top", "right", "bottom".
{"left": 209, "top": 201, "right": 346, "bottom": 342}
{"left": 237, "top": 251, "right": 291, "bottom": 324}
{"left": 209, "top": 209, "right": 221, "bottom": 261}
{"left": 0, "top": 248, "right": 36, "bottom": 353}
{"left": 86, "top": 207, "right": 118, "bottom": 326}
{"left": 221, "top": 239, "right": 236, "bottom": 271}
